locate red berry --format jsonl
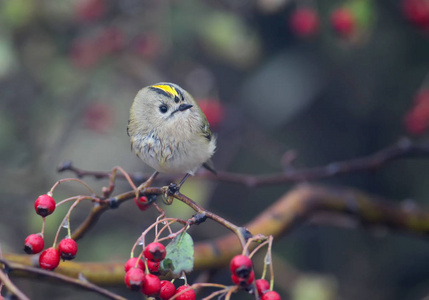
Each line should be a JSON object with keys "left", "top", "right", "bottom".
{"left": 414, "top": 89, "right": 429, "bottom": 105}
{"left": 261, "top": 290, "right": 281, "bottom": 300}
{"left": 289, "top": 8, "right": 319, "bottom": 37}
{"left": 58, "top": 238, "right": 78, "bottom": 261}
{"left": 24, "top": 233, "right": 44, "bottom": 254}
{"left": 144, "top": 242, "right": 166, "bottom": 262}
{"left": 231, "top": 270, "right": 255, "bottom": 287}
{"left": 141, "top": 273, "right": 161, "bottom": 296}
{"left": 147, "top": 260, "right": 161, "bottom": 274}
{"left": 134, "top": 196, "right": 151, "bottom": 211}
{"left": 83, "top": 103, "right": 114, "bottom": 134}
{"left": 175, "top": 285, "right": 196, "bottom": 300}
{"left": 197, "top": 98, "right": 225, "bottom": 128}
{"left": 75, "top": 0, "right": 107, "bottom": 22}
{"left": 97, "top": 27, "right": 125, "bottom": 54}
{"left": 70, "top": 39, "right": 100, "bottom": 69}
{"left": 160, "top": 280, "right": 176, "bottom": 300}
{"left": 402, "top": 0, "right": 429, "bottom": 30}
{"left": 230, "top": 255, "right": 253, "bottom": 279}
{"left": 39, "top": 247, "right": 60, "bottom": 270}
{"left": 124, "top": 268, "right": 145, "bottom": 291}
{"left": 134, "top": 33, "right": 161, "bottom": 59}
{"left": 404, "top": 105, "right": 429, "bottom": 134}
{"left": 330, "top": 7, "right": 356, "bottom": 37}
{"left": 34, "top": 194, "right": 56, "bottom": 217}
{"left": 256, "top": 279, "right": 270, "bottom": 295}
{"left": 124, "top": 257, "right": 145, "bottom": 272}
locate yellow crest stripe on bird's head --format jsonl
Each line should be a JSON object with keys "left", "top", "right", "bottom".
{"left": 151, "top": 84, "right": 180, "bottom": 99}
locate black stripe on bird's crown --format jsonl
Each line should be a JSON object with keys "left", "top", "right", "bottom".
{"left": 150, "top": 86, "right": 171, "bottom": 98}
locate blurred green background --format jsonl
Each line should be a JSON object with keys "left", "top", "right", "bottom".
{"left": 1, "top": 0, "right": 429, "bottom": 299}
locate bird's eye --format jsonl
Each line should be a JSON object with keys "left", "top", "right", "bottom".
{"left": 159, "top": 105, "right": 168, "bottom": 113}
{"left": 174, "top": 96, "right": 180, "bottom": 103}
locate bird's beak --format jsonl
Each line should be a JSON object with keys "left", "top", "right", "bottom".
{"left": 170, "top": 104, "right": 193, "bottom": 117}
{"left": 178, "top": 104, "right": 193, "bottom": 111}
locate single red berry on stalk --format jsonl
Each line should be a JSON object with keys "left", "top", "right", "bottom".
{"left": 58, "top": 238, "right": 78, "bottom": 260}
{"left": 160, "top": 280, "right": 176, "bottom": 300}
{"left": 147, "top": 260, "right": 161, "bottom": 274}
{"left": 256, "top": 279, "right": 270, "bottom": 295}
{"left": 39, "top": 247, "right": 60, "bottom": 270}
{"left": 124, "top": 268, "right": 145, "bottom": 291}
{"left": 141, "top": 274, "right": 161, "bottom": 296}
{"left": 261, "top": 290, "right": 282, "bottom": 300}
{"left": 230, "top": 255, "right": 253, "bottom": 279}
{"left": 24, "top": 233, "right": 44, "bottom": 254}
{"left": 175, "top": 285, "right": 196, "bottom": 300}
{"left": 124, "top": 257, "right": 145, "bottom": 272}
{"left": 144, "top": 242, "right": 166, "bottom": 262}
{"left": 134, "top": 196, "right": 151, "bottom": 211}
{"left": 232, "top": 270, "right": 255, "bottom": 287}
{"left": 289, "top": 7, "right": 319, "bottom": 37}
{"left": 34, "top": 194, "right": 56, "bottom": 217}
{"left": 331, "top": 7, "right": 356, "bottom": 37}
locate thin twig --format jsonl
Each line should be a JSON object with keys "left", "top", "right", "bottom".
{"left": 58, "top": 138, "right": 429, "bottom": 187}
{"left": 0, "top": 268, "right": 30, "bottom": 300}
{"left": 0, "top": 259, "right": 126, "bottom": 300}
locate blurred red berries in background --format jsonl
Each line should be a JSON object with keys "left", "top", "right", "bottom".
{"left": 98, "top": 27, "right": 125, "bottom": 54}
{"left": 83, "top": 102, "right": 114, "bottom": 133}
{"left": 402, "top": 0, "right": 429, "bottom": 31}
{"left": 134, "top": 33, "right": 162, "bottom": 60}
{"left": 289, "top": 8, "right": 319, "bottom": 37}
{"left": 75, "top": 0, "right": 107, "bottom": 23}
{"left": 197, "top": 98, "right": 225, "bottom": 128}
{"left": 331, "top": 8, "right": 356, "bottom": 37}
{"left": 404, "top": 89, "right": 429, "bottom": 135}
{"left": 70, "top": 39, "right": 100, "bottom": 69}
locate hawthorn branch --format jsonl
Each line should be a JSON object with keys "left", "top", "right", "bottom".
{"left": 58, "top": 138, "right": 429, "bottom": 187}
{"left": 72, "top": 187, "right": 247, "bottom": 249}
{"left": 5, "top": 184, "right": 429, "bottom": 284}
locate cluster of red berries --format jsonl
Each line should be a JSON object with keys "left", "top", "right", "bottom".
{"left": 24, "top": 194, "right": 78, "bottom": 271}
{"left": 289, "top": 6, "right": 356, "bottom": 39}
{"left": 124, "top": 242, "right": 195, "bottom": 300}
{"left": 230, "top": 255, "right": 281, "bottom": 299}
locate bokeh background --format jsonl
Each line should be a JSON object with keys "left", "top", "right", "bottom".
{"left": 1, "top": 0, "right": 429, "bottom": 299}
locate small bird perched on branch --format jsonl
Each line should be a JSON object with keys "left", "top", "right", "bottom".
{"left": 128, "top": 82, "right": 216, "bottom": 190}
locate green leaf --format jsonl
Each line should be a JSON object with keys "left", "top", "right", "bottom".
{"left": 162, "top": 232, "right": 194, "bottom": 275}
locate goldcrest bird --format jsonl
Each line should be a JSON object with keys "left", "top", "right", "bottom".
{"left": 127, "top": 82, "right": 216, "bottom": 188}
